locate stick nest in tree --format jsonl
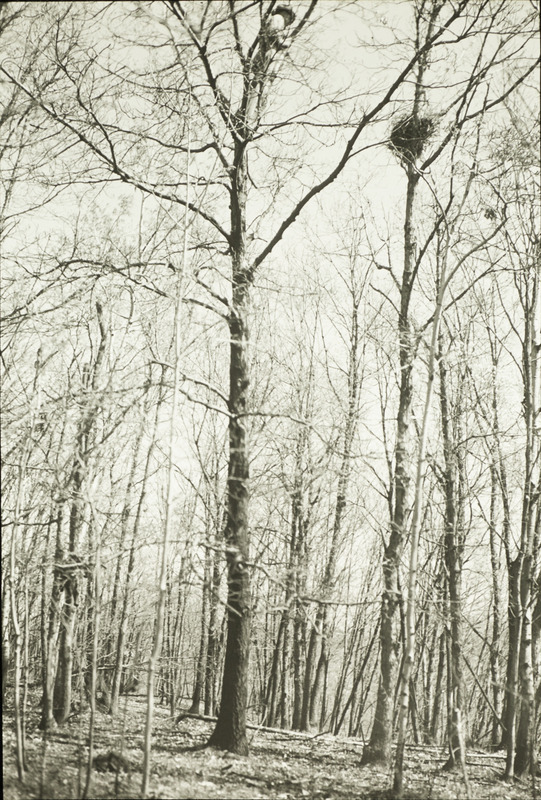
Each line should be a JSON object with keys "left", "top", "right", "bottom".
{"left": 390, "top": 115, "right": 436, "bottom": 162}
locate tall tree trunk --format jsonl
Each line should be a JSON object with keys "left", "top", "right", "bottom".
{"left": 265, "top": 602, "right": 288, "bottom": 727}
{"left": 110, "top": 367, "right": 165, "bottom": 717}
{"left": 362, "top": 162, "right": 418, "bottom": 766}
{"left": 362, "top": 0, "right": 443, "bottom": 766}
{"left": 438, "top": 333, "right": 466, "bottom": 770}
{"left": 503, "top": 262, "right": 540, "bottom": 778}
{"left": 279, "top": 606, "right": 292, "bottom": 728}
{"left": 489, "top": 460, "right": 503, "bottom": 748}
{"left": 514, "top": 557, "right": 536, "bottom": 776}
{"left": 532, "top": 567, "right": 541, "bottom": 744}
{"left": 207, "top": 238, "right": 252, "bottom": 754}
{"left": 292, "top": 598, "right": 307, "bottom": 731}
{"left": 393, "top": 231, "right": 448, "bottom": 795}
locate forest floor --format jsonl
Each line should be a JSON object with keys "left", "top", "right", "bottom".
{"left": 2, "top": 694, "right": 538, "bottom": 800}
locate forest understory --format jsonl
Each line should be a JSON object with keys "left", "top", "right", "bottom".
{"left": 3, "top": 693, "right": 538, "bottom": 800}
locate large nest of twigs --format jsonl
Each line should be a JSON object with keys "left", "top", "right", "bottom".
{"left": 390, "top": 114, "right": 436, "bottom": 163}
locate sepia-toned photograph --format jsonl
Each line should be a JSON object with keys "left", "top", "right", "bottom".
{"left": 1, "top": 1, "right": 539, "bottom": 797}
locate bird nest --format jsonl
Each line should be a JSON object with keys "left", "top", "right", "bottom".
{"left": 390, "top": 114, "right": 436, "bottom": 163}
{"left": 273, "top": 5, "right": 296, "bottom": 26}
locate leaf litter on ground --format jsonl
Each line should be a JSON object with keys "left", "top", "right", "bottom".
{"left": 2, "top": 693, "right": 538, "bottom": 799}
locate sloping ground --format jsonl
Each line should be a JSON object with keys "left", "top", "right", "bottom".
{"left": 2, "top": 696, "right": 537, "bottom": 799}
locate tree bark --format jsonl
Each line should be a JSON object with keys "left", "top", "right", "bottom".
{"left": 362, "top": 162, "right": 418, "bottom": 767}
{"left": 438, "top": 333, "right": 466, "bottom": 770}
{"left": 394, "top": 221, "right": 448, "bottom": 795}
{"left": 207, "top": 272, "right": 252, "bottom": 754}
{"left": 487, "top": 448, "right": 503, "bottom": 747}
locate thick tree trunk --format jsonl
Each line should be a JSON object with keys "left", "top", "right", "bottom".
{"left": 53, "top": 579, "right": 77, "bottom": 724}
{"left": 207, "top": 144, "right": 252, "bottom": 752}
{"left": 503, "top": 264, "right": 539, "bottom": 778}
{"left": 362, "top": 545, "right": 402, "bottom": 764}
{"left": 206, "top": 287, "right": 251, "bottom": 753}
